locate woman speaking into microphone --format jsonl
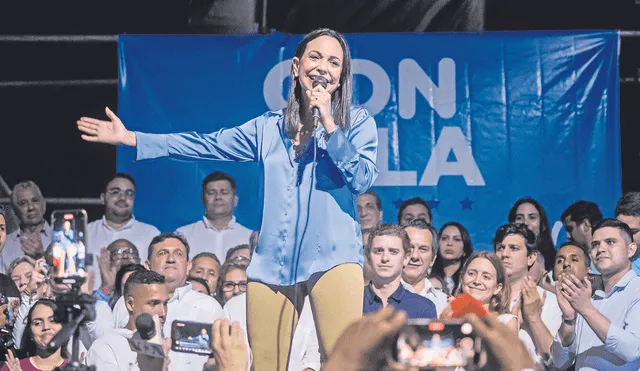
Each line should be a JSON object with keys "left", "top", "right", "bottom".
{"left": 77, "top": 28, "right": 378, "bottom": 371}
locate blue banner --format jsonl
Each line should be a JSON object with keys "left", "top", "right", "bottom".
{"left": 117, "top": 31, "right": 621, "bottom": 251}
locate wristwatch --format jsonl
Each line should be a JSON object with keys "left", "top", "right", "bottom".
{"left": 563, "top": 316, "right": 577, "bottom": 325}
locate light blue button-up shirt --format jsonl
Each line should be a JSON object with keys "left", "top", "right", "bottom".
{"left": 134, "top": 107, "right": 378, "bottom": 286}
{"left": 550, "top": 269, "right": 640, "bottom": 370}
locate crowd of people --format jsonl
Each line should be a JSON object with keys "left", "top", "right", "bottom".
{"left": 0, "top": 172, "right": 638, "bottom": 370}
{"left": 0, "top": 26, "right": 637, "bottom": 371}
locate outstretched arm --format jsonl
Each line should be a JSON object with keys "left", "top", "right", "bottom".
{"left": 78, "top": 106, "right": 261, "bottom": 163}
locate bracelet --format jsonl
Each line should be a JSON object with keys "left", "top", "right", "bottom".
{"left": 100, "top": 286, "right": 113, "bottom": 296}
{"left": 563, "top": 316, "right": 577, "bottom": 325}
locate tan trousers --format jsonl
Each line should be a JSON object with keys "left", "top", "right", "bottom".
{"left": 246, "top": 263, "right": 364, "bottom": 371}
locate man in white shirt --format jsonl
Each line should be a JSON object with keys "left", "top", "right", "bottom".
{"left": 87, "top": 269, "right": 169, "bottom": 370}
{"left": 86, "top": 173, "right": 160, "bottom": 262}
{"left": 401, "top": 219, "right": 448, "bottom": 316}
{"left": 493, "top": 223, "right": 562, "bottom": 364}
{"left": 177, "top": 172, "right": 252, "bottom": 261}
{"left": 2, "top": 181, "right": 52, "bottom": 273}
{"left": 112, "top": 232, "right": 226, "bottom": 370}
{"left": 224, "top": 293, "right": 321, "bottom": 371}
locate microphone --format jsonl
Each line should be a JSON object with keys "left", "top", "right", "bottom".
{"left": 128, "top": 314, "right": 164, "bottom": 360}
{"left": 311, "top": 76, "right": 328, "bottom": 128}
{"left": 135, "top": 313, "right": 158, "bottom": 341}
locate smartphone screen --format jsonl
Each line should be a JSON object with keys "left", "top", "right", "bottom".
{"left": 51, "top": 210, "right": 88, "bottom": 279}
{"left": 393, "top": 319, "right": 479, "bottom": 369}
{"left": 171, "top": 320, "right": 213, "bottom": 355}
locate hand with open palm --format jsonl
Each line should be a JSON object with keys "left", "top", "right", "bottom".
{"left": 77, "top": 107, "right": 136, "bottom": 146}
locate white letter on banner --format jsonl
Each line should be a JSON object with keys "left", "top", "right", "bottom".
{"left": 351, "top": 59, "right": 390, "bottom": 116}
{"left": 399, "top": 58, "right": 456, "bottom": 119}
{"left": 420, "top": 126, "right": 485, "bottom": 186}
{"left": 264, "top": 60, "right": 292, "bottom": 111}
{"left": 374, "top": 127, "right": 417, "bottom": 186}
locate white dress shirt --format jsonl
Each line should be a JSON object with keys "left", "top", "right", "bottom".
{"left": 401, "top": 278, "right": 449, "bottom": 317}
{"left": 224, "top": 293, "right": 321, "bottom": 371}
{"left": 86, "top": 328, "right": 139, "bottom": 371}
{"left": 112, "top": 283, "right": 226, "bottom": 371}
{"left": 1, "top": 222, "right": 53, "bottom": 273}
{"left": 551, "top": 270, "right": 640, "bottom": 370}
{"left": 86, "top": 216, "right": 160, "bottom": 261}
{"left": 86, "top": 216, "right": 160, "bottom": 290}
{"left": 177, "top": 216, "right": 252, "bottom": 262}
{"left": 511, "top": 286, "right": 563, "bottom": 363}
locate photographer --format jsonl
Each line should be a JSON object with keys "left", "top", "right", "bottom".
{"left": 2, "top": 299, "right": 68, "bottom": 371}
{"left": 0, "top": 274, "right": 21, "bottom": 367}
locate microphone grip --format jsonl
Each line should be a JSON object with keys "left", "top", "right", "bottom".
{"left": 312, "top": 107, "right": 321, "bottom": 127}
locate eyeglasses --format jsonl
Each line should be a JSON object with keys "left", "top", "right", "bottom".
{"left": 111, "top": 248, "right": 138, "bottom": 261}
{"left": 107, "top": 188, "right": 135, "bottom": 199}
{"left": 221, "top": 281, "right": 248, "bottom": 293}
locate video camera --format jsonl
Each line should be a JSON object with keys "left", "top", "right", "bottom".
{"left": 0, "top": 294, "right": 16, "bottom": 358}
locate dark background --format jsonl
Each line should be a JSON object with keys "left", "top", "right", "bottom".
{"left": 0, "top": 0, "right": 639, "bottom": 225}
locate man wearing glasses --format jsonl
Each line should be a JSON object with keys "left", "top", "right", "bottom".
{"left": 86, "top": 173, "right": 160, "bottom": 290}
{"left": 94, "top": 239, "right": 141, "bottom": 303}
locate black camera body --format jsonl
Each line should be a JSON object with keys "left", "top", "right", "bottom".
{"left": 0, "top": 294, "right": 16, "bottom": 360}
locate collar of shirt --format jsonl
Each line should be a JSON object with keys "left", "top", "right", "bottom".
{"left": 594, "top": 269, "right": 638, "bottom": 299}
{"left": 202, "top": 216, "right": 237, "bottom": 232}
{"left": 365, "top": 282, "right": 406, "bottom": 305}
{"left": 170, "top": 282, "right": 193, "bottom": 303}
{"left": 401, "top": 277, "right": 437, "bottom": 297}
{"left": 100, "top": 216, "right": 136, "bottom": 232}
{"left": 14, "top": 221, "right": 52, "bottom": 238}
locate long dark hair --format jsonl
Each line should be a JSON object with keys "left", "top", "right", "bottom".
{"left": 431, "top": 222, "right": 474, "bottom": 296}
{"left": 508, "top": 197, "right": 556, "bottom": 271}
{"left": 284, "top": 28, "right": 353, "bottom": 138}
{"left": 20, "top": 299, "right": 69, "bottom": 359}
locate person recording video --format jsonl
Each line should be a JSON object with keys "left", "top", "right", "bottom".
{"left": 41, "top": 243, "right": 114, "bottom": 352}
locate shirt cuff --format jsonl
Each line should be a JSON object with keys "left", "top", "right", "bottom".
{"left": 93, "top": 288, "right": 111, "bottom": 303}
{"left": 135, "top": 132, "right": 169, "bottom": 161}
{"left": 324, "top": 127, "right": 358, "bottom": 170}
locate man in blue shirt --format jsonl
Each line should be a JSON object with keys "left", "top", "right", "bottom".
{"left": 363, "top": 224, "right": 436, "bottom": 319}
{"left": 614, "top": 192, "right": 640, "bottom": 275}
{"left": 552, "top": 218, "right": 640, "bottom": 370}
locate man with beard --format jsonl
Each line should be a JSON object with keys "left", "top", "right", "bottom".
{"left": 86, "top": 173, "right": 160, "bottom": 290}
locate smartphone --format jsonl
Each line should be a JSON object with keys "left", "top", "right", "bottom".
{"left": 51, "top": 210, "right": 89, "bottom": 280}
{"left": 587, "top": 273, "right": 604, "bottom": 293}
{"left": 392, "top": 319, "right": 480, "bottom": 369}
{"left": 171, "top": 320, "right": 213, "bottom": 355}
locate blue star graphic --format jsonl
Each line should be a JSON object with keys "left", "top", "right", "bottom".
{"left": 393, "top": 198, "right": 405, "bottom": 209}
{"left": 460, "top": 197, "right": 473, "bottom": 210}
{"left": 426, "top": 199, "right": 440, "bottom": 210}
